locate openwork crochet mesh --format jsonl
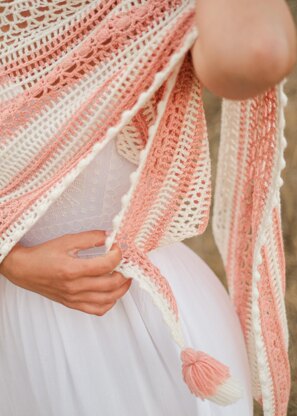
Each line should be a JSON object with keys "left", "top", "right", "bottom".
{"left": 0, "top": 1, "right": 290, "bottom": 414}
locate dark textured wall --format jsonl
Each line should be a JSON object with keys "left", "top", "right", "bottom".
{"left": 184, "top": 3, "right": 297, "bottom": 414}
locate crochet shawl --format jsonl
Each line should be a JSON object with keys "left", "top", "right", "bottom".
{"left": 0, "top": 1, "right": 290, "bottom": 414}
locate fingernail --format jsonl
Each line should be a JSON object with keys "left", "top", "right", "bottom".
{"left": 105, "top": 230, "right": 112, "bottom": 237}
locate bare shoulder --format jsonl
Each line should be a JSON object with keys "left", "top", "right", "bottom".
{"left": 190, "top": 0, "right": 297, "bottom": 99}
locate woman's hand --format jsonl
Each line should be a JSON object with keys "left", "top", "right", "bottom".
{"left": 0, "top": 230, "right": 132, "bottom": 316}
{"left": 191, "top": 0, "right": 297, "bottom": 99}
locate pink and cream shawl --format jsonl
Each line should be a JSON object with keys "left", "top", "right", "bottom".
{"left": 0, "top": 1, "right": 290, "bottom": 414}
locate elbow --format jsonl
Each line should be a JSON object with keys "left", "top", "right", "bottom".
{"left": 247, "top": 28, "right": 297, "bottom": 88}
{"left": 190, "top": 21, "right": 297, "bottom": 100}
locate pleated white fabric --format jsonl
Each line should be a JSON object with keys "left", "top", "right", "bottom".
{"left": 0, "top": 138, "right": 253, "bottom": 416}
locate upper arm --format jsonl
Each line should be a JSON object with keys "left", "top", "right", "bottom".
{"left": 191, "top": 0, "right": 297, "bottom": 99}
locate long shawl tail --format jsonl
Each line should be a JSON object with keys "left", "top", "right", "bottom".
{"left": 213, "top": 81, "right": 291, "bottom": 415}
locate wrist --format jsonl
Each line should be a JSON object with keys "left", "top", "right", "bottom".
{"left": 0, "top": 242, "right": 27, "bottom": 280}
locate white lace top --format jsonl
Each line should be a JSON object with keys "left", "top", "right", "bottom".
{"left": 19, "top": 139, "right": 136, "bottom": 257}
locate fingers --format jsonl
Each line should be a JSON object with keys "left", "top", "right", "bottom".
{"left": 61, "top": 278, "right": 132, "bottom": 316}
{"left": 62, "top": 271, "right": 130, "bottom": 295}
{"left": 65, "top": 278, "right": 132, "bottom": 304}
{"left": 62, "top": 230, "right": 107, "bottom": 255}
{"left": 64, "top": 301, "right": 117, "bottom": 317}
{"left": 56, "top": 230, "right": 129, "bottom": 319}
{"left": 67, "top": 243, "right": 122, "bottom": 277}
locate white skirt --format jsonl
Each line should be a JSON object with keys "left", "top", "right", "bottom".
{"left": 0, "top": 241, "right": 253, "bottom": 416}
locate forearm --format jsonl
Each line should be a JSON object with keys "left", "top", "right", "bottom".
{"left": 191, "top": 0, "right": 297, "bottom": 100}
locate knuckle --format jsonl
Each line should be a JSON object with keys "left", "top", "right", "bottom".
{"left": 121, "top": 282, "right": 130, "bottom": 294}
{"left": 120, "top": 279, "right": 131, "bottom": 292}
{"left": 102, "top": 292, "right": 115, "bottom": 304}
{"left": 64, "top": 281, "right": 77, "bottom": 296}
{"left": 60, "top": 298, "right": 76, "bottom": 309}
{"left": 78, "top": 304, "right": 95, "bottom": 315}
{"left": 112, "top": 272, "right": 125, "bottom": 287}
{"left": 63, "top": 292, "right": 74, "bottom": 303}
{"left": 73, "top": 302, "right": 102, "bottom": 316}
{"left": 93, "top": 307, "right": 105, "bottom": 316}
{"left": 61, "top": 300, "right": 116, "bottom": 317}
{"left": 62, "top": 263, "right": 77, "bottom": 280}
{"left": 104, "top": 301, "right": 117, "bottom": 312}
{"left": 98, "top": 302, "right": 116, "bottom": 316}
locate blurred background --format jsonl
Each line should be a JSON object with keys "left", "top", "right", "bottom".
{"left": 184, "top": 1, "right": 296, "bottom": 414}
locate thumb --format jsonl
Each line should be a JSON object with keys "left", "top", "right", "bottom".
{"left": 63, "top": 229, "right": 107, "bottom": 253}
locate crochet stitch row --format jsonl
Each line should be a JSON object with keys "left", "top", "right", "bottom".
{"left": 0, "top": 1, "right": 290, "bottom": 413}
